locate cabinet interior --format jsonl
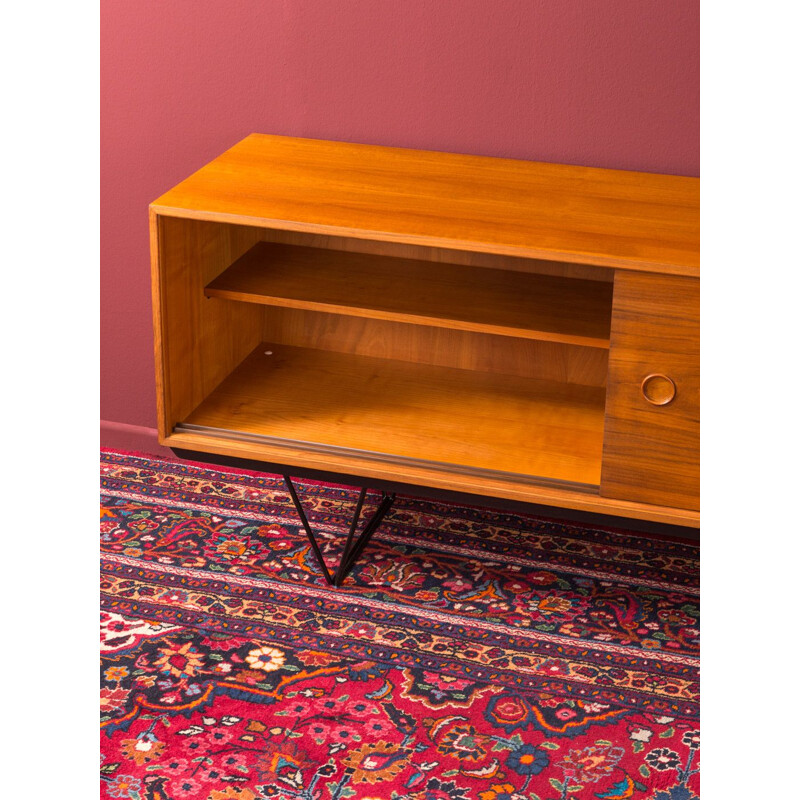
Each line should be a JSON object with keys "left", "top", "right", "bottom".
{"left": 158, "top": 218, "right": 614, "bottom": 489}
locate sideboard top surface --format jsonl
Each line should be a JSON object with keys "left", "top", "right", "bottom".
{"left": 151, "top": 134, "right": 699, "bottom": 277}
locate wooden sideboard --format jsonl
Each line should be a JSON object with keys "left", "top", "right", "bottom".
{"left": 150, "top": 134, "right": 699, "bottom": 529}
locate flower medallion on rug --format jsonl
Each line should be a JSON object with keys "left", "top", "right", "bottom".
{"left": 100, "top": 451, "right": 699, "bottom": 800}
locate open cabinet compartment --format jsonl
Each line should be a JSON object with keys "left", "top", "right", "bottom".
{"left": 156, "top": 217, "right": 612, "bottom": 491}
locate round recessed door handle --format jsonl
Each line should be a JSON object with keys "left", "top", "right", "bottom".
{"left": 641, "top": 373, "right": 676, "bottom": 406}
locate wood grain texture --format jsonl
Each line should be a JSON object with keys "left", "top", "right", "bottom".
{"left": 150, "top": 208, "right": 169, "bottom": 435}
{"left": 600, "top": 272, "right": 699, "bottom": 510}
{"left": 161, "top": 428, "right": 699, "bottom": 527}
{"left": 152, "top": 216, "right": 264, "bottom": 434}
{"left": 151, "top": 134, "right": 699, "bottom": 276}
{"left": 260, "top": 307, "right": 608, "bottom": 387}
{"left": 183, "top": 343, "right": 606, "bottom": 486}
{"left": 206, "top": 242, "right": 613, "bottom": 348}
{"left": 259, "top": 229, "right": 615, "bottom": 282}
{"left": 150, "top": 137, "right": 700, "bottom": 528}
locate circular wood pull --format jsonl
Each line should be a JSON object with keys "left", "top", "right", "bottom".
{"left": 641, "top": 373, "right": 676, "bottom": 406}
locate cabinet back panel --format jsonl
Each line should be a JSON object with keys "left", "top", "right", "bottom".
{"left": 259, "top": 228, "right": 614, "bottom": 282}
{"left": 174, "top": 221, "right": 613, "bottom": 281}
{"left": 261, "top": 307, "right": 608, "bottom": 386}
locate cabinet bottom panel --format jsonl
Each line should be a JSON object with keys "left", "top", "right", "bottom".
{"left": 181, "top": 341, "right": 606, "bottom": 486}
{"left": 161, "top": 428, "right": 699, "bottom": 528}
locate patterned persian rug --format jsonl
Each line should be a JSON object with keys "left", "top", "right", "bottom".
{"left": 100, "top": 450, "right": 699, "bottom": 800}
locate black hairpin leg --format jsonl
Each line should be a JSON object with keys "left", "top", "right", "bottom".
{"left": 282, "top": 476, "right": 396, "bottom": 587}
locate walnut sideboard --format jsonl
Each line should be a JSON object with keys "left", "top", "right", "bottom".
{"left": 150, "top": 134, "right": 699, "bottom": 530}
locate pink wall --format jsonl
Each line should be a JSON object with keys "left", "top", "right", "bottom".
{"left": 101, "top": 0, "right": 699, "bottom": 443}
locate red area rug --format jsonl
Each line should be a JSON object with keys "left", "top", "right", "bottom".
{"left": 100, "top": 450, "right": 699, "bottom": 800}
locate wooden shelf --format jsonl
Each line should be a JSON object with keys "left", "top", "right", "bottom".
{"left": 181, "top": 342, "right": 606, "bottom": 486}
{"left": 205, "top": 243, "right": 613, "bottom": 348}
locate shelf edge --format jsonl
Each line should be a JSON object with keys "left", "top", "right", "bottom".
{"left": 203, "top": 287, "right": 612, "bottom": 350}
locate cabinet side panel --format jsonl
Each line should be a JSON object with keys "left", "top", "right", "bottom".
{"left": 150, "top": 210, "right": 170, "bottom": 437}
{"left": 600, "top": 272, "right": 699, "bottom": 509}
{"left": 155, "top": 217, "right": 264, "bottom": 433}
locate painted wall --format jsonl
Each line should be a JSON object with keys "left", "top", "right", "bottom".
{"left": 101, "top": 0, "right": 699, "bottom": 447}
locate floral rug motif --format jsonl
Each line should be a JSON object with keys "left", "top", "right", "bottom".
{"left": 100, "top": 450, "right": 700, "bottom": 800}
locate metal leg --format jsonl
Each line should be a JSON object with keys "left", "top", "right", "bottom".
{"left": 334, "top": 487, "right": 368, "bottom": 586}
{"left": 282, "top": 476, "right": 396, "bottom": 586}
